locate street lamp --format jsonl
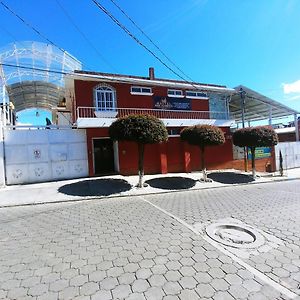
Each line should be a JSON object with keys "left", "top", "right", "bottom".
{"left": 239, "top": 87, "right": 248, "bottom": 172}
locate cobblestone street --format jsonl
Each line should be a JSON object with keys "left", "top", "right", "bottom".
{"left": 0, "top": 180, "right": 300, "bottom": 299}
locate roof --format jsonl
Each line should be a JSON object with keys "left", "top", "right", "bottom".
{"left": 71, "top": 70, "right": 235, "bottom": 94}
{"left": 230, "top": 85, "right": 299, "bottom": 122}
{"left": 6, "top": 81, "right": 65, "bottom": 112}
{"left": 275, "top": 127, "right": 295, "bottom": 134}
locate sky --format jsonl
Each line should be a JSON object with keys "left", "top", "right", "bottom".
{"left": 0, "top": 0, "right": 300, "bottom": 125}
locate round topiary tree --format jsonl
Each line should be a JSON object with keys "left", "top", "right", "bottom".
{"left": 232, "top": 126, "right": 278, "bottom": 178}
{"left": 109, "top": 114, "right": 168, "bottom": 188}
{"left": 180, "top": 124, "right": 225, "bottom": 182}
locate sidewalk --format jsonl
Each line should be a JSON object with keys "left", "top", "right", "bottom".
{"left": 0, "top": 168, "right": 299, "bottom": 208}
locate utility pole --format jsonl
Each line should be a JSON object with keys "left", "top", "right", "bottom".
{"left": 239, "top": 87, "right": 248, "bottom": 172}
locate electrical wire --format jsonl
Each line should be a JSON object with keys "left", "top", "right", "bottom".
{"left": 1, "top": 63, "right": 68, "bottom": 75}
{"left": 1, "top": 63, "right": 224, "bottom": 93}
{"left": 0, "top": 1, "right": 73, "bottom": 59}
{"left": 108, "top": 0, "right": 194, "bottom": 82}
{"left": 91, "top": 0, "right": 196, "bottom": 85}
{"left": 55, "top": 0, "right": 117, "bottom": 72}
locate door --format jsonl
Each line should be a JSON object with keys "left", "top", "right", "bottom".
{"left": 93, "top": 139, "right": 115, "bottom": 174}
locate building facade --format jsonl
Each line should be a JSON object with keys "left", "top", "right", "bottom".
{"left": 65, "top": 68, "right": 236, "bottom": 176}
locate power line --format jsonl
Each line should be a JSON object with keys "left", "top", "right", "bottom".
{"left": 55, "top": 0, "right": 117, "bottom": 72}
{"left": 1, "top": 63, "right": 217, "bottom": 92}
{"left": 1, "top": 63, "right": 68, "bottom": 75}
{"left": 91, "top": 0, "right": 196, "bottom": 85}
{"left": 108, "top": 0, "right": 194, "bottom": 82}
{"left": 0, "top": 1, "right": 73, "bottom": 60}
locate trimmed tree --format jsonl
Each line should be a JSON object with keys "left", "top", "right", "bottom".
{"left": 232, "top": 126, "right": 278, "bottom": 178}
{"left": 109, "top": 114, "right": 168, "bottom": 188}
{"left": 180, "top": 124, "right": 225, "bottom": 181}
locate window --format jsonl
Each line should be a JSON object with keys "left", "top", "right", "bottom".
{"left": 186, "top": 91, "right": 208, "bottom": 99}
{"left": 94, "top": 85, "right": 116, "bottom": 110}
{"left": 168, "top": 128, "right": 181, "bottom": 136}
{"left": 130, "top": 86, "right": 152, "bottom": 95}
{"left": 168, "top": 89, "right": 183, "bottom": 97}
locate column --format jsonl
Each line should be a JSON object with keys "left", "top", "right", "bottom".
{"left": 295, "top": 113, "right": 299, "bottom": 142}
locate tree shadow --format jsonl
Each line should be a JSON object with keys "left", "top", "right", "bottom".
{"left": 146, "top": 176, "right": 197, "bottom": 190}
{"left": 58, "top": 178, "right": 132, "bottom": 197}
{"left": 208, "top": 172, "right": 254, "bottom": 184}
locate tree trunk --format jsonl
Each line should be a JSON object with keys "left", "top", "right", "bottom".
{"left": 279, "top": 150, "right": 283, "bottom": 176}
{"left": 200, "top": 146, "right": 207, "bottom": 181}
{"left": 137, "top": 143, "right": 145, "bottom": 188}
{"left": 250, "top": 146, "right": 256, "bottom": 178}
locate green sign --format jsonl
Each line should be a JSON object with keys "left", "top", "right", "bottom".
{"left": 248, "top": 147, "right": 271, "bottom": 160}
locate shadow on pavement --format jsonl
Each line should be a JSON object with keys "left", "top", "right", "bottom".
{"left": 146, "top": 176, "right": 197, "bottom": 190}
{"left": 208, "top": 172, "right": 254, "bottom": 184}
{"left": 58, "top": 178, "right": 132, "bottom": 197}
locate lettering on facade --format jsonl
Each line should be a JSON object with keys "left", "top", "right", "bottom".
{"left": 153, "top": 96, "right": 191, "bottom": 111}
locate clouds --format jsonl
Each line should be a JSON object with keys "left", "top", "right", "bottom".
{"left": 283, "top": 80, "right": 300, "bottom": 94}
{"left": 282, "top": 79, "right": 300, "bottom": 101}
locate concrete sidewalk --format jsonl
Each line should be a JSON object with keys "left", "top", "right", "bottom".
{"left": 0, "top": 168, "right": 299, "bottom": 208}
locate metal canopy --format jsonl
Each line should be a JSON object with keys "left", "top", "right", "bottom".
{"left": 6, "top": 81, "right": 65, "bottom": 112}
{"left": 230, "top": 85, "right": 299, "bottom": 123}
{"left": 0, "top": 41, "right": 81, "bottom": 112}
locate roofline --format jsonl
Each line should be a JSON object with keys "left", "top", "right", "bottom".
{"left": 234, "top": 85, "right": 300, "bottom": 114}
{"left": 65, "top": 70, "right": 235, "bottom": 94}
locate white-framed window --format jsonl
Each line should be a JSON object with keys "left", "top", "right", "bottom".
{"left": 130, "top": 86, "right": 153, "bottom": 95}
{"left": 94, "top": 85, "right": 116, "bottom": 110}
{"left": 186, "top": 90, "right": 208, "bottom": 99}
{"left": 168, "top": 89, "right": 183, "bottom": 97}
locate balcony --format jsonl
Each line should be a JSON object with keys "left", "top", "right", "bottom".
{"left": 76, "top": 107, "right": 235, "bottom": 128}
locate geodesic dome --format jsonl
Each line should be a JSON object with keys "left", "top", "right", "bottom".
{"left": 0, "top": 41, "right": 82, "bottom": 112}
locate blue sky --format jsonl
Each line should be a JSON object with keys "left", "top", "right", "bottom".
{"left": 1, "top": 0, "right": 300, "bottom": 124}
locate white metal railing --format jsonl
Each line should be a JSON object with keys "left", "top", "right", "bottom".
{"left": 76, "top": 106, "right": 230, "bottom": 120}
{"left": 0, "top": 104, "right": 14, "bottom": 126}
{"left": 4, "top": 124, "right": 74, "bottom": 130}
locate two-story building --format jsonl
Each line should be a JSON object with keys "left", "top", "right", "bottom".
{"left": 64, "top": 68, "right": 236, "bottom": 177}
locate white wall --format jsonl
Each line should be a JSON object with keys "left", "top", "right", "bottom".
{"left": 4, "top": 128, "right": 88, "bottom": 185}
{"left": 275, "top": 142, "right": 300, "bottom": 170}
{"left": 0, "top": 125, "right": 5, "bottom": 187}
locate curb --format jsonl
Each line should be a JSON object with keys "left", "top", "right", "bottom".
{"left": 0, "top": 176, "right": 299, "bottom": 209}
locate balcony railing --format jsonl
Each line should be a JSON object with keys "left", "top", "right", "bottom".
{"left": 77, "top": 107, "right": 230, "bottom": 120}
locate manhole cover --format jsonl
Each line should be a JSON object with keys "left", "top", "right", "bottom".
{"left": 206, "top": 222, "right": 265, "bottom": 249}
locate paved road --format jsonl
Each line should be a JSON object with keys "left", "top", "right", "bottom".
{"left": 0, "top": 180, "right": 299, "bottom": 299}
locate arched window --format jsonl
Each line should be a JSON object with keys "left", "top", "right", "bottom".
{"left": 94, "top": 85, "right": 116, "bottom": 111}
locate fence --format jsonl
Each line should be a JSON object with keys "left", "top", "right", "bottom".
{"left": 275, "top": 141, "right": 300, "bottom": 170}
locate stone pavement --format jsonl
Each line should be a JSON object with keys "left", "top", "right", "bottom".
{"left": 0, "top": 170, "right": 300, "bottom": 299}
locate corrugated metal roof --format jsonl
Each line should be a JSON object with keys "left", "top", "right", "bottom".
{"left": 230, "top": 85, "right": 299, "bottom": 122}
{"left": 6, "top": 81, "right": 65, "bottom": 112}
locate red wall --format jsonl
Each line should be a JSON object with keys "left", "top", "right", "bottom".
{"left": 78, "top": 79, "right": 233, "bottom": 176}
{"left": 86, "top": 128, "right": 234, "bottom": 176}
{"left": 74, "top": 79, "right": 209, "bottom": 111}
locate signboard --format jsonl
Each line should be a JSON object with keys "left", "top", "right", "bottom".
{"left": 248, "top": 147, "right": 272, "bottom": 160}
{"left": 153, "top": 96, "right": 191, "bottom": 111}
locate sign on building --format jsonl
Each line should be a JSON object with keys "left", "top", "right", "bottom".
{"left": 153, "top": 96, "right": 191, "bottom": 110}
{"left": 248, "top": 147, "right": 272, "bottom": 160}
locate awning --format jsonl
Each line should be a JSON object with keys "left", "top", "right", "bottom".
{"left": 230, "top": 85, "right": 299, "bottom": 123}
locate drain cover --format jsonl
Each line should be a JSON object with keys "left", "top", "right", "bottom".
{"left": 206, "top": 222, "right": 265, "bottom": 249}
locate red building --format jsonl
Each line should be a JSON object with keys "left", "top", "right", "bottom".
{"left": 65, "top": 68, "right": 236, "bottom": 176}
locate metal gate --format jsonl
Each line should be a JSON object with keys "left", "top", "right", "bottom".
{"left": 3, "top": 128, "right": 88, "bottom": 185}
{"left": 275, "top": 142, "right": 300, "bottom": 170}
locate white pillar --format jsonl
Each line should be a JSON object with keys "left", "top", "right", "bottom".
{"left": 0, "top": 118, "right": 6, "bottom": 187}
{"left": 295, "top": 113, "right": 299, "bottom": 141}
